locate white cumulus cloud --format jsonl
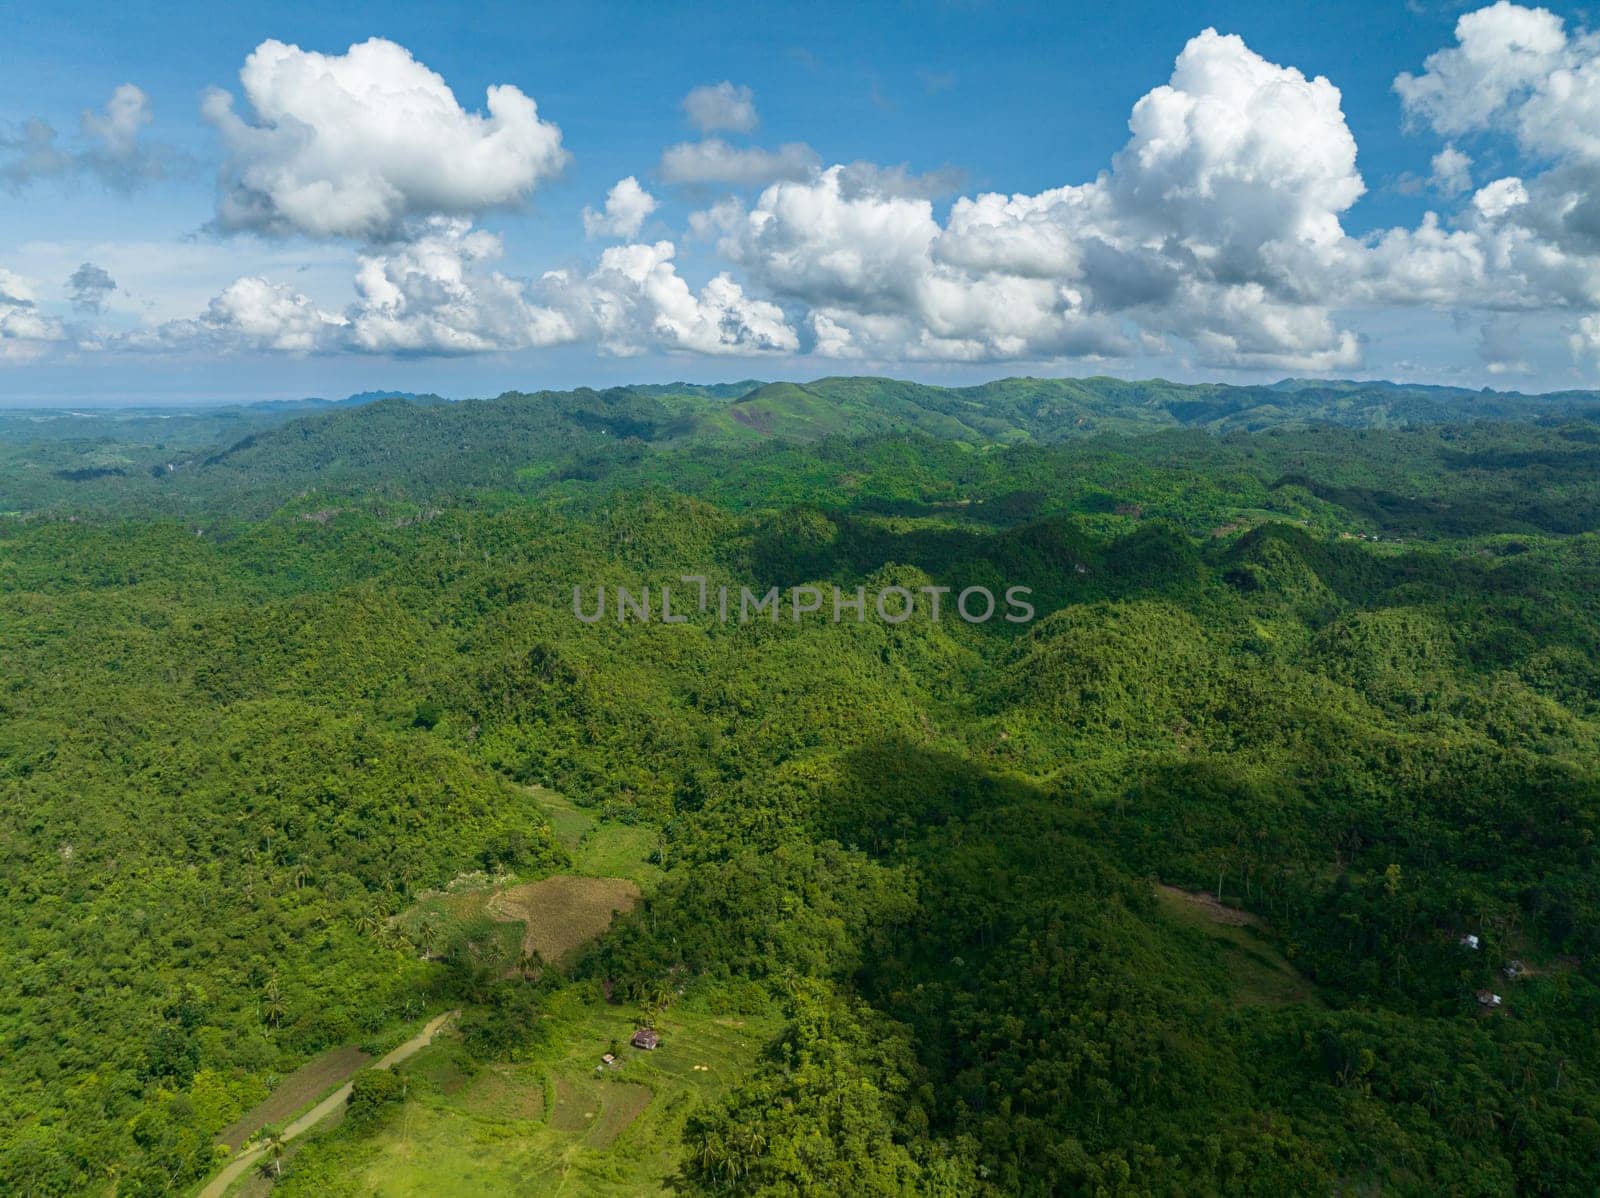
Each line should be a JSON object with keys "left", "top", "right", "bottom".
{"left": 202, "top": 38, "right": 568, "bottom": 239}
{"left": 125, "top": 276, "right": 346, "bottom": 354}
{"left": 1430, "top": 145, "right": 1474, "bottom": 196}
{"left": 709, "top": 28, "right": 1369, "bottom": 369}
{"left": 348, "top": 219, "right": 574, "bottom": 355}
{"left": 1380, "top": 3, "right": 1600, "bottom": 338}
{"left": 29, "top": 5, "right": 1600, "bottom": 380}
{"left": 582, "top": 176, "right": 658, "bottom": 239}
{"left": 1394, "top": 2, "right": 1569, "bottom": 140}
{"left": 203, "top": 277, "right": 347, "bottom": 351}
{"left": 573, "top": 240, "right": 798, "bottom": 356}
{"left": 140, "top": 221, "right": 795, "bottom": 361}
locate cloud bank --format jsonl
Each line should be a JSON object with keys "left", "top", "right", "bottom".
{"left": 15, "top": 6, "right": 1600, "bottom": 381}
{"left": 0, "top": 269, "right": 68, "bottom": 362}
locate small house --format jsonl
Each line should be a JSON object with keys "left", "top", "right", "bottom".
{"left": 601, "top": 1053, "right": 616, "bottom": 1065}
{"left": 1503, "top": 960, "right": 1526, "bottom": 980}
{"left": 1459, "top": 934, "right": 1480, "bottom": 950}
{"left": 631, "top": 1028, "right": 660, "bottom": 1050}
{"left": 1475, "top": 990, "right": 1502, "bottom": 1008}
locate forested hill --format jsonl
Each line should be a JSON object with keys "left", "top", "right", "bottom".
{"left": 6, "top": 374, "right": 1600, "bottom": 517}
{"left": 4, "top": 372, "right": 1600, "bottom": 1194}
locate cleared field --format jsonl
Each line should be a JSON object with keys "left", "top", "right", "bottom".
{"left": 391, "top": 788, "right": 657, "bottom": 970}
{"left": 547, "top": 1075, "right": 590, "bottom": 1132}
{"left": 575, "top": 824, "right": 663, "bottom": 885}
{"left": 395, "top": 872, "right": 639, "bottom": 972}
{"left": 1154, "top": 884, "right": 1320, "bottom": 1007}
{"left": 265, "top": 988, "right": 780, "bottom": 1197}
{"left": 587, "top": 1082, "right": 652, "bottom": 1149}
{"left": 458, "top": 1065, "right": 545, "bottom": 1122}
{"left": 530, "top": 784, "right": 595, "bottom": 853}
{"left": 488, "top": 874, "right": 641, "bottom": 964}
{"left": 1154, "top": 883, "right": 1262, "bottom": 927}
{"left": 528, "top": 786, "right": 666, "bottom": 889}
{"left": 214, "top": 1044, "right": 370, "bottom": 1150}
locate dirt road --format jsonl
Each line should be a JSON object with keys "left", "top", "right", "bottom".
{"left": 195, "top": 1009, "right": 458, "bottom": 1198}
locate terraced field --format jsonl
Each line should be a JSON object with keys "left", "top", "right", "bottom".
{"left": 260, "top": 989, "right": 779, "bottom": 1197}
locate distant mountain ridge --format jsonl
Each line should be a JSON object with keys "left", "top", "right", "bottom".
{"left": 715, "top": 374, "right": 1600, "bottom": 441}
{"left": 6, "top": 374, "right": 1600, "bottom": 516}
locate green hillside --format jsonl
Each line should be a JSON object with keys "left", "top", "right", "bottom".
{"left": 1, "top": 377, "right": 1599, "bottom": 1195}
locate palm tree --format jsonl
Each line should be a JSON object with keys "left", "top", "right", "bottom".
{"left": 261, "top": 977, "right": 285, "bottom": 1029}
{"left": 415, "top": 912, "right": 445, "bottom": 960}
{"left": 261, "top": 1128, "right": 286, "bottom": 1179}
{"left": 636, "top": 979, "right": 674, "bottom": 1036}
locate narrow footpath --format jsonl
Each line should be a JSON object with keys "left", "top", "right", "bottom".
{"left": 195, "top": 1009, "right": 458, "bottom": 1198}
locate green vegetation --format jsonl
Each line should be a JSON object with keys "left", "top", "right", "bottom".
{"left": 268, "top": 987, "right": 780, "bottom": 1197}
{"left": 1, "top": 375, "right": 1598, "bottom": 1195}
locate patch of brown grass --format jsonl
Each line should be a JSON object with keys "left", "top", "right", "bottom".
{"left": 487, "top": 875, "right": 641, "bottom": 964}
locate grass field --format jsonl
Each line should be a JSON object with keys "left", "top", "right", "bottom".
{"left": 529, "top": 786, "right": 666, "bottom": 889}
{"left": 1154, "top": 884, "right": 1321, "bottom": 1008}
{"left": 259, "top": 986, "right": 780, "bottom": 1197}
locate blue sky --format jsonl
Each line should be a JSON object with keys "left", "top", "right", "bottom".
{"left": 3, "top": 0, "right": 1599, "bottom": 402}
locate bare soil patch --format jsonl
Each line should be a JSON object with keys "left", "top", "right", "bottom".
{"left": 730, "top": 405, "right": 772, "bottom": 433}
